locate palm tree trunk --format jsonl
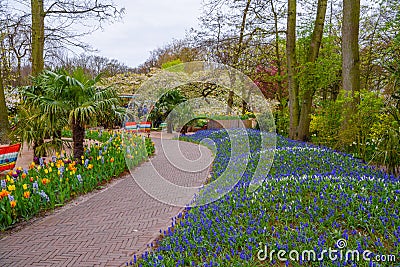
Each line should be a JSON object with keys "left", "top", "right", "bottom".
{"left": 33, "top": 138, "right": 45, "bottom": 159}
{"left": 72, "top": 118, "right": 85, "bottom": 160}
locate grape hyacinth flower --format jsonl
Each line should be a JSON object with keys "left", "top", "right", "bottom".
{"left": 32, "top": 181, "right": 39, "bottom": 191}
{"left": 59, "top": 166, "right": 65, "bottom": 175}
{"left": 39, "top": 190, "right": 50, "bottom": 202}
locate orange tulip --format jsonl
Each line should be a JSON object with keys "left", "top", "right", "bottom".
{"left": 23, "top": 191, "right": 30, "bottom": 198}
{"left": 41, "top": 178, "right": 50, "bottom": 185}
{"left": 10, "top": 200, "right": 16, "bottom": 208}
{"left": 0, "top": 189, "right": 10, "bottom": 199}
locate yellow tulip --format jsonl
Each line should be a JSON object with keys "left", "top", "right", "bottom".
{"left": 7, "top": 185, "right": 15, "bottom": 191}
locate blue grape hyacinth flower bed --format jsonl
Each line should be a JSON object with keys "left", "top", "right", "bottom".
{"left": 129, "top": 129, "right": 399, "bottom": 267}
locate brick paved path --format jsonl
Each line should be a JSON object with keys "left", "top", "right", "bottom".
{"left": 0, "top": 138, "right": 213, "bottom": 267}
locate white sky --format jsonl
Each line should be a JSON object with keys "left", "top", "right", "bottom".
{"left": 84, "top": 0, "right": 202, "bottom": 68}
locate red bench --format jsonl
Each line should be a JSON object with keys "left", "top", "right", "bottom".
{"left": 139, "top": 121, "right": 151, "bottom": 133}
{"left": 0, "top": 144, "right": 21, "bottom": 172}
{"left": 125, "top": 121, "right": 138, "bottom": 130}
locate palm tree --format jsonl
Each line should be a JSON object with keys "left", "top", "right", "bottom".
{"left": 22, "top": 68, "right": 123, "bottom": 159}
{"left": 148, "top": 89, "right": 187, "bottom": 133}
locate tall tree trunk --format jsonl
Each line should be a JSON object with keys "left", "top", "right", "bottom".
{"left": 31, "top": 0, "right": 45, "bottom": 76}
{"left": 286, "top": 0, "right": 299, "bottom": 139}
{"left": 297, "top": 0, "right": 328, "bottom": 141}
{"left": 241, "top": 86, "right": 249, "bottom": 115}
{"left": 167, "top": 120, "right": 173, "bottom": 134}
{"left": 0, "top": 32, "right": 10, "bottom": 144}
{"left": 227, "top": 90, "right": 234, "bottom": 114}
{"left": 342, "top": 0, "right": 361, "bottom": 96}
{"left": 341, "top": 0, "right": 361, "bottom": 140}
{"left": 0, "top": 84, "right": 9, "bottom": 144}
{"left": 271, "top": 0, "right": 284, "bottom": 105}
{"left": 72, "top": 118, "right": 85, "bottom": 160}
{"left": 227, "top": 0, "right": 251, "bottom": 114}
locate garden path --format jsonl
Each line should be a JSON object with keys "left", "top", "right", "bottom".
{"left": 0, "top": 136, "right": 213, "bottom": 267}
